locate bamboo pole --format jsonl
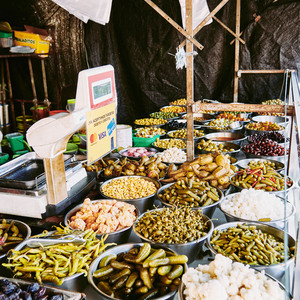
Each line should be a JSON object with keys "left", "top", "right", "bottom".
{"left": 233, "top": 0, "right": 241, "bottom": 102}
{"left": 186, "top": 0, "right": 194, "bottom": 161}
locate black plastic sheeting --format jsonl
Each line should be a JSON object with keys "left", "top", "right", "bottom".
{"left": 1, "top": 0, "right": 299, "bottom": 125}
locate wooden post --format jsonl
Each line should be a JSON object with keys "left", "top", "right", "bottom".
{"left": 186, "top": 0, "right": 194, "bottom": 161}
{"left": 43, "top": 154, "right": 68, "bottom": 205}
{"left": 233, "top": 0, "right": 241, "bottom": 102}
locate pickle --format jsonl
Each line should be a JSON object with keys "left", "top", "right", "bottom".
{"left": 99, "top": 254, "right": 117, "bottom": 267}
{"left": 135, "top": 286, "right": 149, "bottom": 294}
{"left": 157, "top": 265, "right": 172, "bottom": 276}
{"left": 112, "top": 275, "right": 129, "bottom": 290}
{"left": 167, "top": 265, "right": 183, "bottom": 279}
{"left": 111, "top": 260, "right": 134, "bottom": 270}
{"left": 110, "top": 268, "right": 131, "bottom": 284}
{"left": 149, "top": 258, "right": 169, "bottom": 267}
{"left": 142, "top": 249, "right": 165, "bottom": 268}
{"left": 136, "top": 243, "right": 151, "bottom": 263}
{"left": 138, "top": 288, "right": 159, "bottom": 300}
{"left": 140, "top": 268, "right": 153, "bottom": 289}
{"left": 126, "top": 271, "right": 139, "bottom": 288}
{"left": 168, "top": 255, "right": 188, "bottom": 264}
{"left": 93, "top": 266, "right": 114, "bottom": 278}
{"left": 97, "top": 281, "right": 115, "bottom": 297}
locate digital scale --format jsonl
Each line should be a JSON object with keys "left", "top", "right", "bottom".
{"left": 0, "top": 65, "right": 117, "bottom": 218}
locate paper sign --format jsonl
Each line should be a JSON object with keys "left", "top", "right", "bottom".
{"left": 86, "top": 102, "right": 116, "bottom": 165}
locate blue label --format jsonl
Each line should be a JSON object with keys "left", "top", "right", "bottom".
{"left": 107, "top": 118, "right": 116, "bottom": 136}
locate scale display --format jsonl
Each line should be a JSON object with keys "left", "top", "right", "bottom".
{"left": 92, "top": 78, "right": 113, "bottom": 105}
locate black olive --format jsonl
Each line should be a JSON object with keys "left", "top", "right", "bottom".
{"left": 0, "top": 292, "right": 9, "bottom": 300}
{"left": 32, "top": 287, "right": 46, "bottom": 300}
{"left": 1, "top": 283, "right": 18, "bottom": 295}
{"left": 20, "top": 291, "right": 32, "bottom": 300}
{"left": 0, "top": 280, "right": 10, "bottom": 287}
{"left": 26, "top": 284, "right": 40, "bottom": 294}
{"left": 48, "top": 294, "right": 63, "bottom": 300}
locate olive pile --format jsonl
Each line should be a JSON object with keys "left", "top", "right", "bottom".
{"left": 197, "top": 140, "right": 236, "bottom": 153}
{"left": 210, "top": 223, "right": 294, "bottom": 265}
{"left": 242, "top": 139, "right": 285, "bottom": 156}
{"left": 246, "top": 160, "right": 282, "bottom": 171}
{"left": 206, "top": 118, "right": 235, "bottom": 130}
{"left": 169, "top": 98, "right": 187, "bottom": 106}
{"left": 246, "top": 121, "right": 284, "bottom": 131}
{"left": 153, "top": 139, "right": 186, "bottom": 149}
{"left": 134, "top": 127, "right": 166, "bottom": 138}
{"left": 217, "top": 113, "right": 249, "bottom": 122}
{"left": 0, "top": 279, "right": 63, "bottom": 300}
{"left": 160, "top": 106, "right": 186, "bottom": 114}
{"left": 259, "top": 99, "right": 285, "bottom": 116}
{"left": 93, "top": 243, "right": 187, "bottom": 300}
{"left": 135, "top": 207, "right": 209, "bottom": 243}
{"left": 248, "top": 131, "right": 288, "bottom": 144}
{"left": 134, "top": 118, "right": 167, "bottom": 126}
{"left": 167, "top": 119, "right": 187, "bottom": 129}
{"left": 149, "top": 112, "right": 178, "bottom": 119}
{"left": 168, "top": 129, "right": 204, "bottom": 139}
{"left": 159, "top": 178, "right": 221, "bottom": 208}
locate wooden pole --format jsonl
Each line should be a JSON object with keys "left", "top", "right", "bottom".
{"left": 186, "top": 0, "right": 194, "bottom": 161}
{"left": 233, "top": 0, "right": 241, "bottom": 102}
{"left": 179, "top": 0, "right": 230, "bottom": 49}
{"left": 144, "top": 0, "right": 204, "bottom": 50}
{"left": 193, "top": 102, "right": 295, "bottom": 116}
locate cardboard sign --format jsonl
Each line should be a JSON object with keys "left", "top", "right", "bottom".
{"left": 86, "top": 102, "right": 116, "bottom": 164}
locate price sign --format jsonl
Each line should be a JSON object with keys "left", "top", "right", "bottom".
{"left": 86, "top": 102, "right": 116, "bottom": 165}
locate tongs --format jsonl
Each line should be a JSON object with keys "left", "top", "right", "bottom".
{"left": 27, "top": 230, "right": 86, "bottom": 248}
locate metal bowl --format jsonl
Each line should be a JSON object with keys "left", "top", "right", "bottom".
{"left": 118, "top": 147, "right": 158, "bottom": 160}
{"left": 196, "top": 141, "right": 241, "bottom": 158}
{"left": 237, "top": 158, "right": 285, "bottom": 172}
{"left": 251, "top": 115, "right": 289, "bottom": 127}
{"left": 218, "top": 192, "right": 295, "bottom": 230}
{"left": 201, "top": 121, "right": 244, "bottom": 133}
{"left": 177, "top": 268, "right": 292, "bottom": 300}
{"left": 244, "top": 122, "right": 286, "bottom": 137}
{"left": 100, "top": 175, "right": 161, "bottom": 213}
{"left": 88, "top": 243, "right": 187, "bottom": 300}
{"left": 230, "top": 173, "right": 294, "bottom": 196}
{"left": 151, "top": 138, "right": 187, "bottom": 152}
{"left": 200, "top": 132, "right": 247, "bottom": 146}
{"left": 133, "top": 209, "right": 214, "bottom": 262}
{"left": 160, "top": 105, "right": 186, "bottom": 115}
{"left": 0, "top": 219, "right": 31, "bottom": 260}
{"left": 64, "top": 199, "right": 139, "bottom": 244}
{"left": 181, "top": 113, "right": 214, "bottom": 125}
{"left": 10, "top": 239, "right": 88, "bottom": 292}
{"left": 156, "top": 183, "right": 224, "bottom": 218}
{"left": 166, "top": 129, "right": 205, "bottom": 143}
{"left": 206, "top": 221, "right": 296, "bottom": 280}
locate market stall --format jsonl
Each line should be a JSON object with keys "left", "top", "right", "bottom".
{"left": 0, "top": 0, "right": 299, "bottom": 299}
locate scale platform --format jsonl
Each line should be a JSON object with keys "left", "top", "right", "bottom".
{"left": 0, "top": 152, "right": 96, "bottom": 219}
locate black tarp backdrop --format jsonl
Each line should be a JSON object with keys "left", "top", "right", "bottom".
{"left": 0, "top": 0, "right": 299, "bottom": 125}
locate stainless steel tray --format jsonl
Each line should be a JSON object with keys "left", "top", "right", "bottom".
{"left": 0, "top": 152, "right": 73, "bottom": 190}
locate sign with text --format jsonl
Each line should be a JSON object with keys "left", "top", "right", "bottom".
{"left": 86, "top": 102, "right": 116, "bottom": 165}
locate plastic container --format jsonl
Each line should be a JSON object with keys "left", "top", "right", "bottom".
{"left": 66, "top": 99, "right": 76, "bottom": 112}
{"left": 132, "top": 134, "right": 159, "bottom": 147}
{"left": 12, "top": 149, "right": 29, "bottom": 159}
{"left": 5, "top": 132, "right": 25, "bottom": 152}
{"left": 0, "top": 153, "right": 9, "bottom": 165}
{"left": 49, "top": 110, "right": 69, "bottom": 116}
{"left": 64, "top": 143, "right": 78, "bottom": 155}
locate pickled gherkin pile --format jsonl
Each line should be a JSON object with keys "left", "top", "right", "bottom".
{"left": 134, "top": 207, "right": 210, "bottom": 243}
{"left": 93, "top": 243, "right": 188, "bottom": 299}
{"left": 210, "top": 223, "right": 295, "bottom": 265}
